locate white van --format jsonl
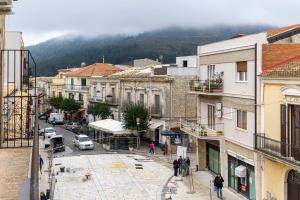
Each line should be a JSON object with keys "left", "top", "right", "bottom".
{"left": 48, "top": 113, "right": 64, "bottom": 125}
{"left": 44, "top": 128, "right": 57, "bottom": 148}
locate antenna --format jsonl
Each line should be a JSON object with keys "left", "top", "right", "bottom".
{"left": 102, "top": 56, "right": 105, "bottom": 63}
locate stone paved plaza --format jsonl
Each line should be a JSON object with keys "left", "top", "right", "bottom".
{"left": 52, "top": 154, "right": 173, "bottom": 200}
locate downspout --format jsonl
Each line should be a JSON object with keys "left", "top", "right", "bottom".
{"left": 254, "top": 43, "right": 257, "bottom": 149}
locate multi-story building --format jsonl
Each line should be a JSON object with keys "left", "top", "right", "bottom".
{"left": 88, "top": 77, "right": 120, "bottom": 121}
{"left": 181, "top": 24, "right": 300, "bottom": 200}
{"left": 256, "top": 46, "right": 300, "bottom": 200}
{"left": 49, "top": 68, "right": 79, "bottom": 98}
{"left": 64, "top": 63, "right": 121, "bottom": 114}
{"left": 108, "top": 65, "right": 197, "bottom": 145}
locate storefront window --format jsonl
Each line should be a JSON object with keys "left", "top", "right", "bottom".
{"left": 227, "top": 155, "right": 256, "bottom": 200}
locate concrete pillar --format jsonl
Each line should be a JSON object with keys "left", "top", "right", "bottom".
{"left": 198, "top": 139, "right": 206, "bottom": 170}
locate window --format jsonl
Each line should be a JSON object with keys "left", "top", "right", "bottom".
{"left": 79, "top": 93, "right": 83, "bottom": 101}
{"left": 111, "top": 88, "right": 115, "bottom": 99}
{"left": 236, "top": 61, "right": 247, "bottom": 81}
{"left": 183, "top": 60, "right": 188, "bottom": 67}
{"left": 93, "top": 86, "right": 96, "bottom": 96}
{"left": 52, "top": 91, "right": 55, "bottom": 97}
{"left": 207, "top": 65, "right": 215, "bottom": 80}
{"left": 58, "top": 92, "right": 62, "bottom": 97}
{"left": 139, "top": 93, "right": 144, "bottom": 105}
{"left": 154, "top": 95, "right": 160, "bottom": 109}
{"left": 81, "top": 78, "right": 87, "bottom": 86}
{"left": 69, "top": 93, "right": 74, "bottom": 99}
{"left": 102, "top": 87, "right": 105, "bottom": 99}
{"left": 237, "top": 110, "right": 247, "bottom": 130}
{"left": 208, "top": 105, "right": 215, "bottom": 130}
{"left": 127, "top": 92, "right": 131, "bottom": 103}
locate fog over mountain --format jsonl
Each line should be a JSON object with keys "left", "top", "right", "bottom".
{"left": 28, "top": 24, "right": 275, "bottom": 76}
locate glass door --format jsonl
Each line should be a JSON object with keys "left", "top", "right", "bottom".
{"left": 228, "top": 156, "right": 238, "bottom": 191}
{"left": 207, "top": 144, "right": 220, "bottom": 174}
{"left": 249, "top": 169, "right": 256, "bottom": 200}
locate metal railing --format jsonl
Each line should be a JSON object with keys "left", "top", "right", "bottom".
{"left": 189, "top": 79, "right": 223, "bottom": 93}
{"left": 151, "top": 105, "right": 162, "bottom": 117}
{"left": 255, "top": 133, "right": 300, "bottom": 164}
{"left": 66, "top": 84, "right": 89, "bottom": 91}
{"left": 180, "top": 119, "right": 224, "bottom": 137}
{"left": 88, "top": 96, "right": 103, "bottom": 102}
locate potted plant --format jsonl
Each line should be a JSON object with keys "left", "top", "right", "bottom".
{"left": 128, "top": 138, "right": 135, "bottom": 152}
{"left": 216, "top": 131, "right": 223, "bottom": 136}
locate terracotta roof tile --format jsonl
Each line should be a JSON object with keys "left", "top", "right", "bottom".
{"left": 267, "top": 24, "right": 300, "bottom": 37}
{"left": 261, "top": 56, "right": 300, "bottom": 79}
{"left": 66, "top": 63, "right": 121, "bottom": 77}
{"left": 262, "top": 44, "right": 300, "bottom": 72}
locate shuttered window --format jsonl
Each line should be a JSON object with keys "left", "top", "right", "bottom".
{"left": 236, "top": 61, "right": 247, "bottom": 81}
{"left": 237, "top": 110, "right": 247, "bottom": 130}
{"left": 280, "top": 104, "right": 287, "bottom": 156}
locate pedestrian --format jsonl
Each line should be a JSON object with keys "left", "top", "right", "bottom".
{"left": 149, "top": 142, "right": 155, "bottom": 154}
{"left": 40, "top": 192, "right": 47, "bottom": 200}
{"left": 39, "top": 155, "right": 44, "bottom": 174}
{"left": 214, "top": 173, "right": 224, "bottom": 199}
{"left": 177, "top": 156, "right": 183, "bottom": 175}
{"left": 186, "top": 157, "right": 190, "bottom": 175}
{"left": 52, "top": 117, "right": 56, "bottom": 127}
{"left": 173, "top": 159, "right": 179, "bottom": 176}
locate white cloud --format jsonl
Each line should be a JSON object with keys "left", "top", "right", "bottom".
{"left": 5, "top": 0, "right": 300, "bottom": 45}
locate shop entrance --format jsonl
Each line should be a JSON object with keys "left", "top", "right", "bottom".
{"left": 288, "top": 170, "right": 300, "bottom": 200}
{"left": 228, "top": 155, "right": 256, "bottom": 199}
{"left": 206, "top": 143, "right": 220, "bottom": 174}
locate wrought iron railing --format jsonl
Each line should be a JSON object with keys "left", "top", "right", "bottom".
{"left": 66, "top": 84, "right": 89, "bottom": 91}
{"left": 189, "top": 79, "right": 223, "bottom": 93}
{"left": 255, "top": 133, "right": 300, "bottom": 164}
{"left": 150, "top": 105, "right": 162, "bottom": 117}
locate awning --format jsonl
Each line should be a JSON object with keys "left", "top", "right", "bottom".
{"left": 235, "top": 165, "right": 247, "bottom": 178}
{"left": 149, "top": 119, "right": 165, "bottom": 131}
{"left": 88, "top": 119, "right": 132, "bottom": 135}
{"left": 161, "top": 129, "right": 174, "bottom": 136}
{"left": 72, "top": 108, "right": 85, "bottom": 115}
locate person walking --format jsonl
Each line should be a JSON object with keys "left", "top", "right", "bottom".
{"left": 186, "top": 157, "right": 190, "bottom": 176}
{"left": 173, "top": 159, "right": 179, "bottom": 176}
{"left": 39, "top": 155, "right": 44, "bottom": 174}
{"left": 40, "top": 192, "right": 47, "bottom": 200}
{"left": 214, "top": 173, "right": 224, "bottom": 199}
{"left": 177, "top": 156, "right": 183, "bottom": 175}
{"left": 149, "top": 142, "right": 155, "bottom": 154}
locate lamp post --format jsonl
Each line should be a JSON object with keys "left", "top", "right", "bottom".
{"left": 136, "top": 117, "right": 140, "bottom": 148}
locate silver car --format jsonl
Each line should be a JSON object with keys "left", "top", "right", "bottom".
{"left": 65, "top": 122, "right": 80, "bottom": 131}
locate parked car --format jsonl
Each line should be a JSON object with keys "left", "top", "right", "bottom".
{"left": 50, "top": 135, "right": 65, "bottom": 152}
{"left": 43, "top": 128, "right": 57, "bottom": 148}
{"left": 40, "top": 127, "right": 56, "bottom": 137}
{"left": 65, "top": 121, "right": 80, "bottom": 131}
{"left": 48, "top": 113, "right": 64, "bottom": 125}
{"left": 73, "top": 135, "right": 94, "bottom": 150}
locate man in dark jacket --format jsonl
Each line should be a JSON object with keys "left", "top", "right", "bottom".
{"left": 177, "top": 156, "right": 183, "bottom": 175}
{"left": 214, "top": 173, "right": 224, "bottom": 199}
{"left": 173, "top": 159, "right": 179, "bottom": 176}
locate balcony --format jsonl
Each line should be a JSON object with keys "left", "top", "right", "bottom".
{"left": 180, "top": 119, "right": 224, "bottom": 139}
{"left": 76, "top": 100, "right": 84, "bottom": 105}
{"left": 189, "top": 74, "right": 223, "bottom": 95}
{"left": 88, "top": 96, "right": 103, "bottom": 103}
{"left": 66, "top": 85, "right": 89, "bottom": 92}
{"left": 151, "top": 106, "right": 162, "bottom": 118}
{"left": 105, "top": 95, "right": 118, "bottom": 105}
{"left": 255, "top": 134, "right": 300, "bottom": 166}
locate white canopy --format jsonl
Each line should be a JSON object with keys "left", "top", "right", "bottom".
{"left": 89, "top": 119, "right": 132, "bottom": 135}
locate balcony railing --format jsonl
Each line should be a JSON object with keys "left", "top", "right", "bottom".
{"left": 190, "top": 73, "right": 223, "bottom": 94}
{"left": 255, "top": 133, "right": 300, "bottom": 165}
{"left": 105, "top": 96, "right": 118, "bottom": 105}
{"left": 151, "top": 105, "right": 162, "bottom": 118}
{"left": 75, "top": 100, "right": 84, "bottom": 105}
{"left": 88, "top": 96, "right": 103, "bottom": 102}
{"left": 66, "top": 84, "right": 89, "bottom": 92}
{"left": 180, "top": 119, "right": 224, "bottom": 138}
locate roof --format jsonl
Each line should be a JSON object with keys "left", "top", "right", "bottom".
{"left": 267, "top": 24, "right": 300, "bottom": 37}
{"left": 66, "top": 63, "right": 121, "bottom": 77}
{"left": 262, "top": 44, "right": 300, "bottom": 72}
{"left": 261, "top": 55, "right": 300, "bottom": 79}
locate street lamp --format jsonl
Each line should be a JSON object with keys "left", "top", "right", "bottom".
{"left": 136, "top": 117, "right": 140, "bottom": 148}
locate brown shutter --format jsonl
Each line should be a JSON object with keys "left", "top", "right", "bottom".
{"left": 237, "top": 61, "right": 247, "bottom": 72}
{"left": 280, "top": 104, "right": 287, "bottom": 156}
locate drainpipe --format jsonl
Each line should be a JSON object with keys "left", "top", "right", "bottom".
{"left": 254, "top": 43, "right": 258, "bottom": 149}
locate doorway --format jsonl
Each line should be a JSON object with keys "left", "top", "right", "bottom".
{"left": 288, "top": 170, "right": 300, "bottom": 200}
{"left": 155, "top": 128, "right": 160, "bottom": 145}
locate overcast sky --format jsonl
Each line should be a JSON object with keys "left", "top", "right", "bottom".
{"left": 6, "top": 0, "right": 300, "bottom": 46}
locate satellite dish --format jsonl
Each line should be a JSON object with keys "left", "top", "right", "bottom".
{"left": 81, "top": 62, "right": 86, "bottom": 67}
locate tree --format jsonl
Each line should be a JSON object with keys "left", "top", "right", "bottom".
{"left": 123, "top": 103, "right": 149, "bottom": 131}
{"left": 87, "top": 102, "right": 112, "bottom": 121}
{"left": 49, "top": 96, "right": 63, "bottom": 110}
{"left": 60, "top": 98, "right": 81, "bottom": 113}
